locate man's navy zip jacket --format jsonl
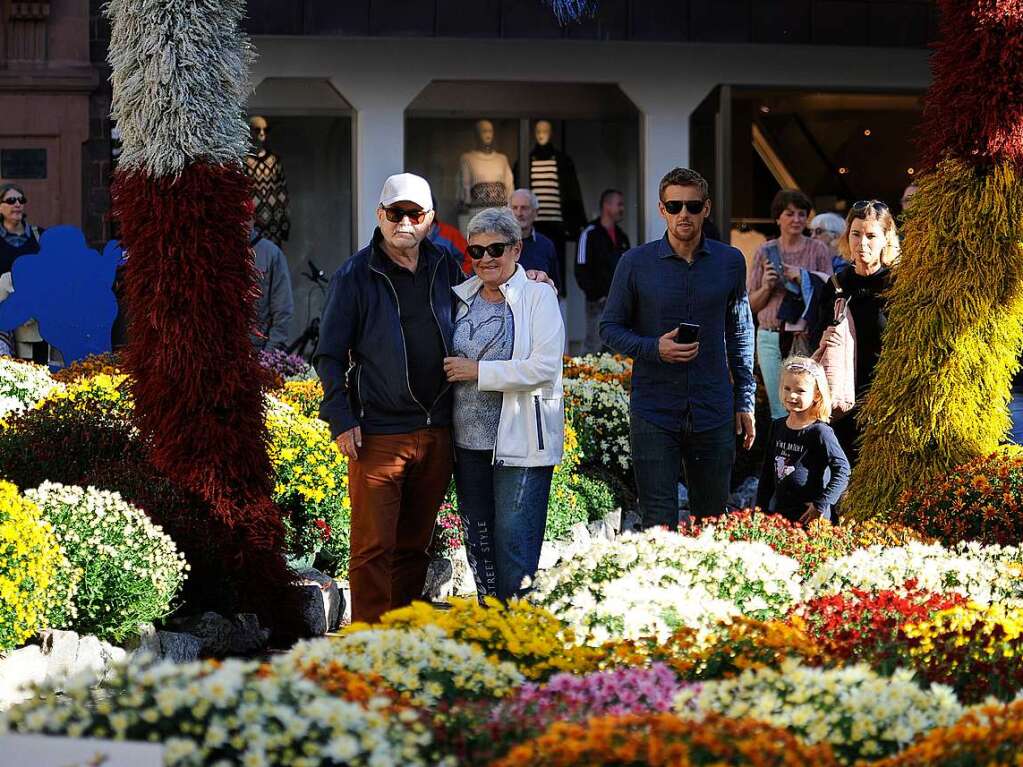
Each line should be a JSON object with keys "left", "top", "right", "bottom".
{"left": 314, "top": 230, "right": 464, "bottom": 439}
{"left": 599, "top": 233, "right": 756, "bottom": 434}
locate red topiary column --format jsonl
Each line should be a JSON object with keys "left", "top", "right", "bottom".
{"left": 106, "top": 0, "right": 300, "bottom": 634}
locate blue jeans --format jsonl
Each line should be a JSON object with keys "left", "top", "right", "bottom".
{"left": 630, "top": 413, "right": 735, "bottom": 528}
{"left": 757, "top": 328, "right": 787, "bottom": 419}
{"left": 453, "top": 447, "right": 554, "bottom": 600}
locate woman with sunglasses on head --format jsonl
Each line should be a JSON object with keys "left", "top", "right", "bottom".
{"left": 442, "top": 206, "right": 565, "bottom": 601}
{"left": 0, "top": 184, "right": 44, "bottom": 357}
{"left": 748, "top": 189, "right": 834, "bottom": 419}
{"left": 812, "top": 199, "right": 900, "bottom": 467}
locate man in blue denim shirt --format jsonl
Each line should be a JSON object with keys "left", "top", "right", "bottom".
{"left": 600, "top": 167, "right": 756, "bottom": 526}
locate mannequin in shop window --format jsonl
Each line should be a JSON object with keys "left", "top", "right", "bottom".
{"left": 458, "top": 120, "right": 515, "bottom": 221}
{"left": 245, "top": 115, "right": 291, "bottom": 247}
{"left": 514, "top": 120, "right": 587, "bottom": 296}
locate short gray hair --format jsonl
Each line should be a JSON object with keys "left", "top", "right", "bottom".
{"left": 467, "top": 207, "right": 522, "bottom": 243}
{"left": 510, "top": 188, "right": 539, "bottom": 209}
{"left": 810, "top": 212, "right": 845, "bottom": 236}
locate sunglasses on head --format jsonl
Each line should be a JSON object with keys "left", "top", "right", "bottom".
{"left": 662, "top": 199, "right": 705, "bottom": 215}
{"left": 383, "top": 206, "right": 427, "bottom": 224}
{"left": 851, "top": 199, "right": 888, "bottom": 214}
{"left": 2, "top": 195, "right": 26, "bottom": 205}
{"left": 467, "top": 241, "right": 516, "bottom": 260}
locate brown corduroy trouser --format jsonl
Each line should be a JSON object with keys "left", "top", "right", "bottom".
{"left": 347, "top": 427, "right": 453, "bottom": 623}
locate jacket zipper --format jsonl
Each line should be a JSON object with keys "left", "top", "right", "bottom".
{"left": 426, "top": 256, "right": 452, "bottom": 418}
{"left": 369, "top": 261, "right": 432, "bottom": 425}
{"left": 533, "top": 395, "right": 545, "bottom": 451}
{"left": 356, "top": 365, "right": 365, "bottom": 418}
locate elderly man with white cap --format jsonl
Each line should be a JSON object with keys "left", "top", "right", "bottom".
{"left": 314, "top": 173, "right": 552, "bottom": 622}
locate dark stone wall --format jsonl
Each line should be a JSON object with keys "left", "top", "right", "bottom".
{"left": 245, "top": 0, "right": 938, "bottom": 47}
{"left": 83, "top": 0, "right": 112, "bottom": 249}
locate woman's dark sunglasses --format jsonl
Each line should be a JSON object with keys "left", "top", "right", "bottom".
{"left": 851, "top": 199, "right": 888, "bottom": 214}
{"left": 383, "top": 206, "right": 427, "bottom": 224}
{"left": 1, "top": 195, "right": 26, "bottom": 205}
{"left": 663, "top": 199, "right": 705, "bottom": 215}
{"left": 467, "top": 241, "right": 516, "bottom": 260}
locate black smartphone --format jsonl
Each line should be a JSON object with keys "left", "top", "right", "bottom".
{"left": 677, "top": 322, "right": 700, "bottom": 344}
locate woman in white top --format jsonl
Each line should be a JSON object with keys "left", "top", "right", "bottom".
{"left": 442, "top": 206, "right": 565, "bottom": 600}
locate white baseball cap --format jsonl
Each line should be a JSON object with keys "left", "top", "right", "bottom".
{"left": 378, "top": 173, "right": 433, "bottom": 211}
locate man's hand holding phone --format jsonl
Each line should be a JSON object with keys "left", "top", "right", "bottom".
{"left": 658, "top": 322, "right": 700, "bottom": 364}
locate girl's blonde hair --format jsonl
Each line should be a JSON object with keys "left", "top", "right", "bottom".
{"left": 836, "top": 201, "right": 900, "bottom": 267}
{"left": 780, "top": 356, "right": 832, "bottom": 422}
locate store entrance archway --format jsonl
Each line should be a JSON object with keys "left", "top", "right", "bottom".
{"left": 405, "top": 80, "right": 641, "bottom": 354}
{"left": 690, "top": 86, "right": 924, "bottom": 266}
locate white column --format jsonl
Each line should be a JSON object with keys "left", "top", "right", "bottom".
{"left": 329, "top": 77, "right": 426, "bottom": 247}
{"left": 619, "top": 81, "right": 711, "bottom": 243}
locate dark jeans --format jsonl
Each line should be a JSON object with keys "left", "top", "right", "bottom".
{"left": 453, "top": 447, "right": 554, "bottom": 600}
{"left": 630, "top": 413, "right": 735, "bottom": 528}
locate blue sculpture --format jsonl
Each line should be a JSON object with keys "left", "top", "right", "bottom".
{"left": 0, "top": 225, "right": 121, "bottom": 365}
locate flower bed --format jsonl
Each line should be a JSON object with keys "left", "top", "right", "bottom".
{"left": 896, "top": 446, "right": 1023, "bottom": 546}
{"left": 0, "top": 481, "right": 70, "bottom": 652}
{"left": 675, "top": 660, "right": 963, "bottom": 764}
{"left": 530, "top": 528, "right": 802, "bottom": 644}
{"left": 494, "top": 712, "right": 839, "bottom": 766}
{"left": 25, "top": 482, "right": 188, "bottom": 641}
{"left": 2, "top": 654, "right": 432, "bottom": 766}
{"left": 804, "top": 541, "right": 1023, "bottom": 605}
{"left": 361, "top": 598, "right": 599, "bottom": 681}
{"left": 0, "top": 358, "right": 59, "bottom": 420}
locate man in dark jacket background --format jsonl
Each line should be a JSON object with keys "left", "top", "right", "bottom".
{"left": 250, "top": 227, "right": 294, "bottom": 350}
{"left": 575, "top": 188, "right": 630, "bottom": 354}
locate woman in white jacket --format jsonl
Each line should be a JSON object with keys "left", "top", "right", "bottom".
{"left": 442, "top": 206, "right": 565, "bottom": 600}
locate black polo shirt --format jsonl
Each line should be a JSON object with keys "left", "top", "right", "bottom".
{"left": 382, "top": 254, "right": 447, "bottom": 411}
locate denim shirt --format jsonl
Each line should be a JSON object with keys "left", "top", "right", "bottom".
{"left": 599, "top": 233, "right": 755, "bottom": 433}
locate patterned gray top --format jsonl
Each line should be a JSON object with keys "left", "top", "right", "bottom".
{"left": 452, "top": 293, "right": 515, "bottom": 450}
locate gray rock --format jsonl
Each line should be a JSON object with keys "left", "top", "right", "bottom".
{"left": 39, "top": 629, "right": 79, "bottom": 680}
{"left": 297, "top": 568, "right": 342, "bottom": 633}
{"left": 168, "top": 612, "right": 268, "bottom": 656}
{"left": 229, "top": 614, "right": 270, "bottom": 655}
{"left": 73, "top": 635, "right": 106, "bottom": 678}
{"left": 587, "top": 518, "right": 616, "bottom": 543}
{"left": 621, "top": 511, "right": 642, "bottom": 533}
{"left": 299, "top": 585, "right": 327, "bottom": 636}
{"left": 603, "top": 509, "right": 622, "bottom": 534}
{"left": 0, "top": 645, "right": 47, "bottom": 710}
{"left": 569, "top": 522, "right": 591, "bottom": 548}
{"left": 157, "top": 631, "right": 202, "bottom": 663}
{"left": 423, "top": 557, "right": 455, "bottom": 601}
{"left": 171, "top": 612, "right": 233, "bottom": 655}
{"left": 538, "top": 540, "right": 563, "bottom": 571}
{"left": 727, "top": 475, "right": 760, "bottom": 512}
{"left": 124, "top": 622, "right": 160, "bottom": 660}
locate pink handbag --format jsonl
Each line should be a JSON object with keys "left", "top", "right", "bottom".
{"left": 812, "top": 276, "right": 857, "bottom": 418}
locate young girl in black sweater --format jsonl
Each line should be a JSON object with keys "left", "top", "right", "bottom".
{"left": 755, "top": 356, "right": 850, "bottom": 523}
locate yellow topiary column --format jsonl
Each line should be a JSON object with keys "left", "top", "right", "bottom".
{"left": 844, "top": 0, "right": 1023, "bottom": 519}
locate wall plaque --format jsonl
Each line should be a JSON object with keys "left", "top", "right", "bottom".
{"left": 1, "top": 148, "right": 47, "bottom": 179}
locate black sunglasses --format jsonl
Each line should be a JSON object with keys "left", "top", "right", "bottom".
{"left": 467, "top": 241, "right": 516, "bottom": 260}
{"left": 383, "top": 206, "right": 427, "bottom": 224}
{"left": 663, "top": 199, "right": 705, "bottom": 215}
{"left": 1, "top": 195, "right": 26, "bottom": 205}
{"left": 851, "top": 200, "right": 889, "bottom": 214}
